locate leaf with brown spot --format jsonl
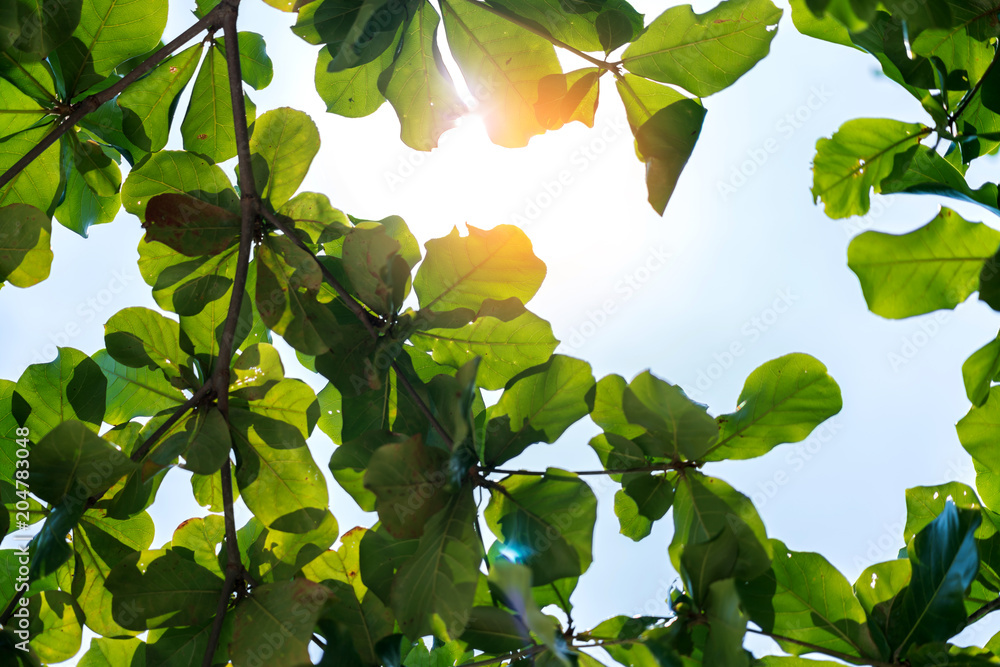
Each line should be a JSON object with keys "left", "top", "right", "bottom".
{"left": 142, "top": 193, "right": 241, "bottom": 257}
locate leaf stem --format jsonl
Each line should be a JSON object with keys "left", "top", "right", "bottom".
{"left": 0, "top": 1, "right": 230, "bottom": 191}
{"left": 947, "top": 47, "right": 1000, "bottom": 131}
{"left": 456, "top": 0, "right": 617, "bottom": 72}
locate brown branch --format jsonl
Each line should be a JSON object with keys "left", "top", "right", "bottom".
{"left": 969, "top": 595, "right": 1000, "bottom": 624}
{"left": 202, "top": 2, "right": 253, "bottom": 664}
{"left": 0, "top": 4, "right": 230, "bottom": 191}
{"left": 258, "top": 207, "right": 456, "bottom": 448}
{"left": 484, "top": 461, "right": 698, "bottom": 477}
{"left": 129, "top": 382, "right": 213, "bottom": 463}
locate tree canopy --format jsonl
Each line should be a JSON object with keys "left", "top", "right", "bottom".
{"left": 2, "top": 0, "right": 1000, "bottom": 666}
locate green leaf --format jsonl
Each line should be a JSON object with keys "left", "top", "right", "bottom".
{"left": 315, "top": 41, "right": 394, "bottom": 117}
{"left": 226, "top": 31, "right": 273, "bottom": 90}
{"left": 390, "top": 490, "right": 481, "bottom": 639}
{"left": 957, "top": 387, "right": 1000, "bottom": 509}
{"left": 412, "top": 303, "right": 559, "bottom": 391}
{"left": 440, "top": 0, "right": 561, "bottom": 147}
{"left": 70, "top": 0, "right": 166, "bottom": 77}
{"left": 0, "top": 123, "right": 62, "bottom": 216}
{"left": 963, "top": 333, "right": 1000, "bottom": 407}
{"left": 15, "top": 347, "right": 107, "bottom": 437}
{"left": 104, "top": 307, "right": 193, "bottom": 383}
{"left": 142, "top": 193, "right": 241, "bottom": 257}
{"left": 29, "top": 421, "right": 136, "bottom": 505}
{"left": 0, "top": 204, "right": 52, "bottom": 288}
{"left": 156, "top": 406, "right": 231, "bottom": 475}
{"left": 535, "top": 68, "right": 600, "bottom": 131}
{"left": 105, "top": 548, "right": 224, "bottom": 630}
{"left": 54, "top": 159, "right": 121, "bottom": 237}
{"left": 76, "top": 637, "right": 144, "bottom": 667}
{"left": 738, "top": 539, "right": 883, "bottom": 660}
{"left": 634, "top": 99, "right": 706, "bottom": 215}
{"left": 68, "top": 511, "right": 155, "bottom": 637}
{"left": 847, "top": 208, "right": 1000, "bottom": 318}
{"left": 11, "top": 0, "right": 82, "bottom": 57}
{"left": 326, "top": 0, "right": 419, "bottom": 71}
{"left": 231, "top": 580, "right": 332, "bottom": 665}
{"left": 811, "top": 118, "right": 928, "bottom": 219}
{"left": 621, "top": 370, "right": 717, "bottom": 460}
{"left": 482, "top": 355, "right": 595, "bottom": 465}
{"left": 486, "top": 560, "right": 564, "bottom": 659}
{"left": 485, "top": 468, "right": 597, "bottom": 586}
{"left": 256, "top": 234, "right": 339, "bottom": 355}
{"left": 670, "top": 472, "right": 771, "bottom": 581}
{"left": 789, "top": 0, "right": 858, "bottom": 48}
{"left": 621, "top": 0, "right": 782, "bottom": 97}
{"left": 292, "top": 0, "right": 362, "bottom": 46}
{"left": 229, "top": 408, "right": 329, "bottom": 533}
{"left": 704, "top": 578, "right": 750, "bottom": 667}
{"left": 181, "top": 44, "right": 258, "bottom": 164}
{"left": 881, "top": 148, "right": 1000, "bottom": 217}
{"left": 889, "top": 503, "right": 980, "bottom": 654}
{"left": 27, "top": 590, "right": 82, "bottom": 663}
{"left": 117, "top": 43, "right": 202, "bottom": 153}
{"left": 707, "top": 353, "right": 843, "bottom": 461}
{"left": 904, "top": 483, "right": 985, "bottom": 543}
{"left": 122, "top": 150, "right": 239, "bottom": 220}
{"left": 415, "top": 224, "right": 546, "bottom": 312}
{"left": 459, "top": 606, "right": 529, "bottom": 653}
{"left": 342, "top": 224, "right": 408, "bottom": 316}
{"left": 854, "top": 558, "right": 911, "bottom": 652}
{"left": 489, "top": 0, "right": 642, "bottom": 53}
{"left": 365, "top": 437, "right": 451, "bottom": 539}
{"left": 378, "top": 2, "right": 466, "bottom": 151}
{"left": 249, "top": 107, "right": 321, "bottom": 208}
{"left": 242, "top": 511, "right": 340, "bottom": 583}
{"left": 614, "top": 473, "right": 673, "bottom": 541}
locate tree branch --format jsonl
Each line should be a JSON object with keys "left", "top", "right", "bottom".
{"left": 0, "top": 4, "right": 230, "bottom": 191}
{"left": 202, "top": 2, "right": 254, "bottom": 663}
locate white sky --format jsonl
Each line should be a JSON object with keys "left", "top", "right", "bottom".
{"left": 4, "top": 0, "right": 1000, "bottom": 661}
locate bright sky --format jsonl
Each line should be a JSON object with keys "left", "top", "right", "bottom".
{"left": 3, "top": 0, "right": 1000, "bottom": 661}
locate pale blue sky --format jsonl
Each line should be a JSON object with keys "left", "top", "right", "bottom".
{"left": 3, "top": 0, "right": 1000, "bottom": 661}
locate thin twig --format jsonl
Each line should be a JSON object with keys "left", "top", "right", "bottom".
{"left": 0, "top": 4, "right": 229, "bottom": 190}
{"left": 969, "top": 595, "right": 1000, "bottom": 623}
{"left": 485, "top": 462, "right": 696, "bottom": 477}
{"left": 947, "top": 48, "right": 1000, "bottom": 131}
{"left": 456, "top": 644, "right": 548, "bottom": 667}
{"left": 746, "top": 628, "right": 895, "bottom": 667}
{"left": 129, "top": 382, "right": 213, "bottom": 462}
